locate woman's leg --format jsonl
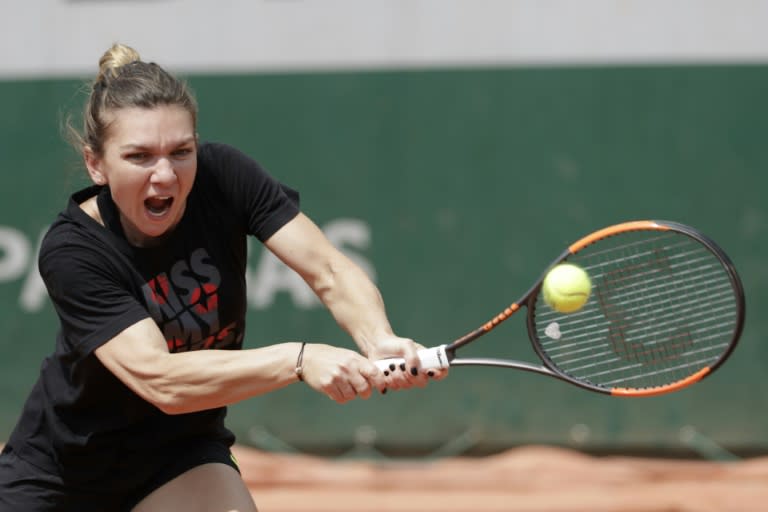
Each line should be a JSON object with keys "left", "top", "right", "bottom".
{"left": 132, "top": 463, "right": 257, "bottom": 512}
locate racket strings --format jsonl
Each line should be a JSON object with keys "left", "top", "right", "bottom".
{"left": 543, "top": 293, "right": 735, "bottom": 347}
{"left": 533, "top": 231, "right": 739, "bottom": 391}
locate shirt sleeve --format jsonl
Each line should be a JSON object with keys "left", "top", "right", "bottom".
{"left": 39, "top": 237, "right": 150, "bottom": 357}
{"left": 198, "top": 142, "right": 301, "bottom": 241}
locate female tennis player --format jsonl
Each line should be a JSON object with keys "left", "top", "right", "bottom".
{"left": 0, "top": 43, "right": 442, "bottom": 511}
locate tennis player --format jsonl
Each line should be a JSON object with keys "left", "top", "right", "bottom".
{"left": 0, "top": 43, "right": 440, "bottom": 511}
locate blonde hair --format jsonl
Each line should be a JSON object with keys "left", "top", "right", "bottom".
{"left": 96, "top": 43, "right": 142, "bottom": 83}
{"left": 68, "top": 43, "right": 198, "bottom": 156}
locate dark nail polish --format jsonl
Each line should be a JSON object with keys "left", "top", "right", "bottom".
{"left": 399, "top": 363, "right": 406, "bottom": 371}
{"left": 427, "top": 371, "right": 435, "bottom": 378}
{"left": 389, "top": 363, "right": 396, "bottom": 371}
{"left": 410, "top": 367, "right": 418, "bottom": 376}
{"left": 381, "top": 388, "right": 387, "bottom": 394}
{"left": 384, "top": 370, "right": 389, "bottom": 376}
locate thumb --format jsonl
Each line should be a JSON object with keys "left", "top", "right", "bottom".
{"left": 359, "top": 360, "right": 387, "bottom": 389}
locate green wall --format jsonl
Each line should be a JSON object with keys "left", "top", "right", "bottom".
{"left": 1, "top": 64, "right": 766, "bottom": 456}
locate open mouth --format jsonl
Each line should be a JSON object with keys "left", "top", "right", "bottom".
{"left": 144, "top": 196, "right": 174, "bottom": 217}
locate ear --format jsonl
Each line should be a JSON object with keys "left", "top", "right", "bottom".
{"left": 84, "top": 146, "right": 107, "bottom": 185}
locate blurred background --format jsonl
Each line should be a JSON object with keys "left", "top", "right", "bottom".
{"left": 0, "top": 0, "right": 766, "bottom": 462}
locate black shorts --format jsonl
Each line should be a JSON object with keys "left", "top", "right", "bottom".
{"left": 0, "top": 440, "right": 240, "bottom": 512}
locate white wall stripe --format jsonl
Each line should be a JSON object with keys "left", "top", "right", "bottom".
{"left": 1, "top": 0, "right": 767, "bottom": 78}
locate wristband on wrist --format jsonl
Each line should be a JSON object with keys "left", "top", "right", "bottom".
{"left": 295, "top": 342, "right": 307, "bottom": 382}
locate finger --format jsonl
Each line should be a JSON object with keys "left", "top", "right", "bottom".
{"left": 324, "top": 378, "right": 354, "bottom": 404}
{"left": 353, "top": 383, "right": 372, "bottom": 399}
{"left": 376, "top": 360, "right": 416, "bottom": 390}
{"left": 385, "top": 365, "right": 418, "bottom": 390}
{"left": 409, "top": 370, "right": 429, "bottom": 388}
{"left": 326, "top": 381, "right": 353, "bottom": 404}
{"left": 341, "top": 383, "right": 358, "bottom": 402}
{"left": 400, "top": 343, "right": 423, "bottom": 376}
{"left": 382, "top": 366, "right": 408, "bottom": 390}
{"left": 350, "top": 372, "right": 374, "bottom": 399}
{"left": 426, "top": 368, "right": 449, "bottom": 381}
{"left": 362, "top": 361, "right": 386, "bottom": 384}
{"left": 398, "top": 360, "right": 430, "bottom": 388}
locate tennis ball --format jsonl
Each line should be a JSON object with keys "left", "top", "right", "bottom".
{"left": 542, "top": 263, "right": 591, "bottom": 313}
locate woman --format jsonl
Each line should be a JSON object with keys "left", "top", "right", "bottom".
{"left": 0, "top": 43, "right": 440, "bottom": 511}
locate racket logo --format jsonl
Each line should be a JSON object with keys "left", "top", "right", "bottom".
{"left": 436, "top": 348, "right": 446, "bottom": 367}
{"left": 605, "top": 325, "right": 694, "bottom": 365}
{"left": 595, "top": 241, "right": 696, "bottom": 366}
{"left": 544, "top": 322, "right": 562, "bottom": 340}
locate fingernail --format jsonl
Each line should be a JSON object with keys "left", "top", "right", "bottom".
{"left": 383, "top": 370, "right": 389, "bottom": 376}
{"left": 381, "top": 388, "right": 387, "bottom": 394}
{"left": 399, "top": 363, "right": 406, "bottom": 371}
{"left": 389, "top": 363, "right": 396, "bottom": 371}
{"left": 410, "top": 367, "right": 418, "bottom": 376}
{"left": 427, "top": 370, "right": 435, "bottom": 378}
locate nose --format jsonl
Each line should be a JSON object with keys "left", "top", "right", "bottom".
{"left": 150, "top": 157, "right": 176, "bottom": 184}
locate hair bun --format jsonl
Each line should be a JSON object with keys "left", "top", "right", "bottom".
{"left": 96, "top": 43, "right": 141, "bottom": 84}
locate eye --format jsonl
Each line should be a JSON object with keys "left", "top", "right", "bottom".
{"left": 126, "top": 152, "right": 149, "bottom": 162}
{"left": 172, "top": 147, "right": 194, "bottom": 158}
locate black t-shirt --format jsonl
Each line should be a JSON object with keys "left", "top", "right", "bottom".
{"left": 5, "top": 142, "right": 299, "bottom": 486}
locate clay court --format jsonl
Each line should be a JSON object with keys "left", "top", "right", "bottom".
{"left": 235, "top": 444, "right": 768, "bottom": 512}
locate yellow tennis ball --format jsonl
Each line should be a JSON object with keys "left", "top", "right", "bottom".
{"left": 542, "top": 263, "right": 592, "bottom": 313}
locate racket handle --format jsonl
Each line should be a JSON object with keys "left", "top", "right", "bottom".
{"left": 374, "top": 345, "right": 450, "bottom": 372}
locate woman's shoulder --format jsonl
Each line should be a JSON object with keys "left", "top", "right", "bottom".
{"left": 197, "top": 141, "right": 246, "bottom": 167}
{"left": 40, "top": 188, "right": 115, "bottom": 265}
{"left": 40, "top": 220, "right": 106, "bottom": 270}
{"left": 194, "top": 141, "right": 272, "bottom": 192}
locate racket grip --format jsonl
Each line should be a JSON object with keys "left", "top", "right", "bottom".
{"left": 374, "top": 345, "right": 450, "bottom": 372}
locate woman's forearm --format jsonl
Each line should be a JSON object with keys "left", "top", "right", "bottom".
{"left": 95, "top": 320, "right": 303, "bottom": 415}
{"left": 309, "top": 254, "right": 395, "bottom": 356}
{"left": 150, "top": 343, "right": 302, "bottom": 414}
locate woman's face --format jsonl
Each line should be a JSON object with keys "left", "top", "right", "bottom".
{"left": 85, "top": 105, "right": 197, "bottom": 246}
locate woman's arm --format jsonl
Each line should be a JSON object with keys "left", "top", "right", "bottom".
{"left": 264, "top": 213, "right": 431, "bottom": 389}
{"left": 94, "top": 211, "right": 432, "bottom": 413}
{"left": 94, "top": 318, "right": 385, "bottom": 413}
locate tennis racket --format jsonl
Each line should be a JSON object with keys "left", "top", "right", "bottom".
{"left": 376, "top": 220, "right": 745, "bottom": 397}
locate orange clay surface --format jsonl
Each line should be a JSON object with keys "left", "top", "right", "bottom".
{"left": 234, "top": 444, "right": 768, "bottom": 512}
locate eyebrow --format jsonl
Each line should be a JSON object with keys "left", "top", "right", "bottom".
{"left": 119, "top": 137, "right": 197, "bottom": 151}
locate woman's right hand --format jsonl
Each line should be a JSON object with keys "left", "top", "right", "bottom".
{"left": 299, "top": 344, "right": 387, "bottom": 403}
